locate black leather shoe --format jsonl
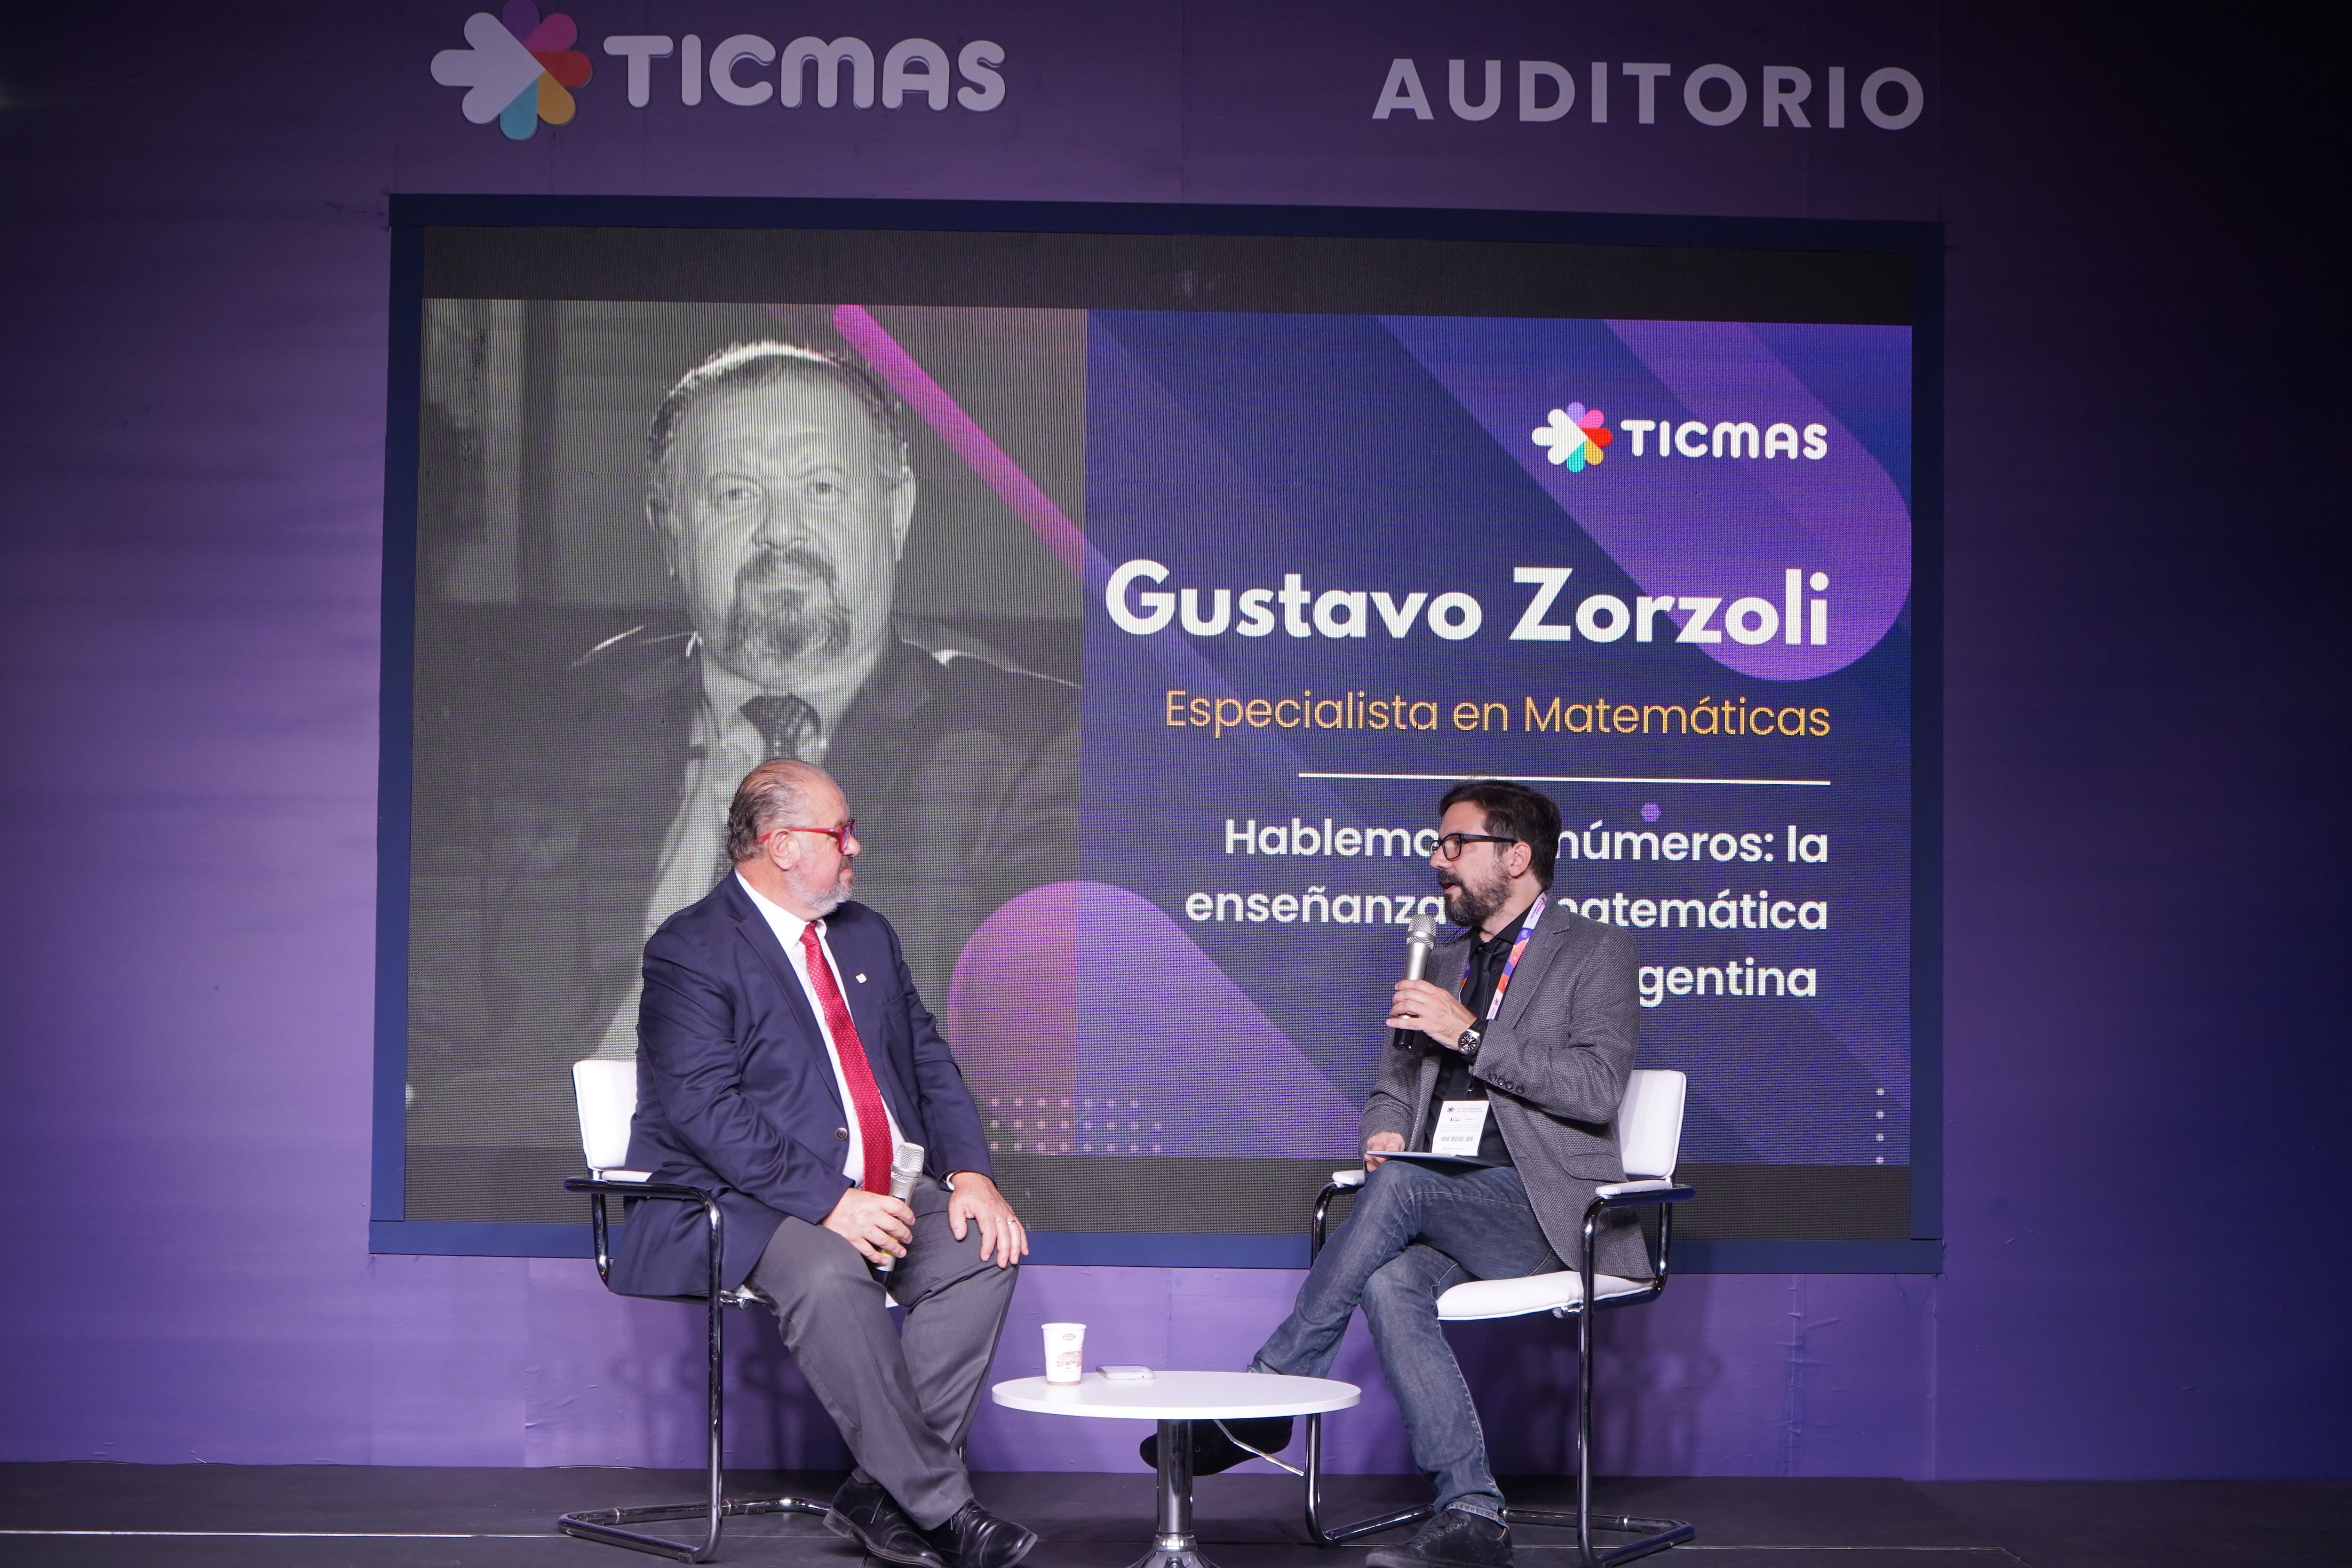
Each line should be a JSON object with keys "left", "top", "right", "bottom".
{"left": 1136, "top": 1416, "right": 1295, "bottom": 1475}
{"left": 825, "top": 1474, "right": 947, "bottom": 1568}
{"left": 1365, "top": 1508, "right": 1513, "bottom": 1568}
{"left": 921, "top": 1501, "right": 1038, "bottom": 1568}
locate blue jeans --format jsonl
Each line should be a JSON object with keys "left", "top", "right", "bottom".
{"left": 1253, "top": 1159, "right": 1559, "bottom": 1521}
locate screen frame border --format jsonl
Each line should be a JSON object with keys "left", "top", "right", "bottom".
{"left": 371, "top": 193, "right": 1944, "bottom": 1273}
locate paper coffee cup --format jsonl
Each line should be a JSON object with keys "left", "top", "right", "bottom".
{"left": 1042, "top": 1322, "right": 1085, "bottom": 1384}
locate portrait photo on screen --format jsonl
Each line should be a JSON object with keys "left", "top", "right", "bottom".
{"left": 404, "top": 301, "right": 1083, "bottom": 1222}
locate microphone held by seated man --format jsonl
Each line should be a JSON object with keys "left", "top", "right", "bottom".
{"left": 1143, "top": 779, "right": 1649, "bottom": 1568}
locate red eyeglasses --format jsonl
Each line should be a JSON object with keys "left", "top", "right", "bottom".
{"left": 763, "top": 820, "right": 856, "bottom": 852}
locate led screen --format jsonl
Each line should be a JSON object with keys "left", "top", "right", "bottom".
{"left": 382, "top": 213, "right": 1935, "bottom": 1263}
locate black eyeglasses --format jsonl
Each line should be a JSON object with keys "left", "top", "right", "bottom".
{"left": 1434, "top": 832, "right": 1515, "bottom": 861}
{"left": 764, "top": 820, "right": 857, "bottom": 852}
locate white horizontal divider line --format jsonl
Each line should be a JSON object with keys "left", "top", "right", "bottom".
{"left": 1297, "top": 772, "right": 1833, "bottom": 787}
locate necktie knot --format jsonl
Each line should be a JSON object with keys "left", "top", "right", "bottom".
{"left": 741, "top": 693, "right": 820, "bottom": 761}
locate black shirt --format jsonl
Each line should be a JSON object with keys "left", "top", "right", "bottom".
{"left": 1417, "top": 915, "right": 1522, "bottom": 1166}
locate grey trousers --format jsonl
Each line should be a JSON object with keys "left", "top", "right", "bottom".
{"left": 749, "top": 1176, "right": 1017, "bottom": 1529}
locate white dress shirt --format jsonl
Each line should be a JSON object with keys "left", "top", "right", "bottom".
{"left": 737, "top": 873, "right": 906, "bottom": 1188}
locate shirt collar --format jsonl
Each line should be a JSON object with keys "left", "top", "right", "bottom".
{"left": 737, "top": 871, "right": 823, "bottom": 946}
{"left": 1470, "top": 886, "right": 1544, "bottom": 950}
{"left": 1469, "top": 926, "right": 1516, "bottom": 972}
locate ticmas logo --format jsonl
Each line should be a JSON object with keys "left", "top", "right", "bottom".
{"left": 1532, "top": 404, "right": 1613, "bottom": 472}
{"left": 1538, "top": 406, "right": 1835, "bottom": 468}
{"left": 433, "top": 3, "right": 594, "bottom": 140}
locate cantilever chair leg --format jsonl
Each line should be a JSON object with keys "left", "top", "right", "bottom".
{"left": 1302, "top": 1408, "right": 1433, "bottom": 1544}
{"left": 1302, "top": 1337, "right": 1688, "bottom": 1566}
{"left": 557, "top": 1181, "right": 830, "bottom": 1563}
{"left": 1498, "top": 1203, "right": 1693, "bottom": 1567}
{"left": 1297, "top": 1171, "right": 1698, "bottom": 1566}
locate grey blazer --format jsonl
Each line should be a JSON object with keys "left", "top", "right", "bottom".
{"left": 1364, "top": 898, "right": 1652, "bottom": 1279}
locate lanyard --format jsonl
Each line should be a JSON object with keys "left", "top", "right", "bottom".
{"left": 1465, "top": 896, "right": 1545, "bottom": 1023}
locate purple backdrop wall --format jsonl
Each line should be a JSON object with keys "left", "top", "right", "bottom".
{"left": 2, "top": 2, "right": 2344, "bottom": 1480}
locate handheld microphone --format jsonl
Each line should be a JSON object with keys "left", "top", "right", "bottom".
{"left": 1390, "top": 911, "right": 1439, "bottom": 1051}
{"left": 875, "top": 1142, "right": 926, "bottom": 1276}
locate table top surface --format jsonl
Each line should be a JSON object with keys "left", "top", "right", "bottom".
{"left": 991, "top": 1370, "right": 1359, "bottom": 1420}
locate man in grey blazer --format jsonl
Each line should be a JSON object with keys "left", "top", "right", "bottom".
{"left": 1158, "top": 780, "right": 1644, "bottom": 1568}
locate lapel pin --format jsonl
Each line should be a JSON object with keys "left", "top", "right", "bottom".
{"left": 856, "top": 973, "right": 867, "bottom": 984}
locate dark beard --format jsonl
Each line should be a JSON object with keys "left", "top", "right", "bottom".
{"left": 721, "top": 546, "right": 852, "bottom": 669}
{"left": 1440, "top": 868, "right": 1509, "bottom": 931}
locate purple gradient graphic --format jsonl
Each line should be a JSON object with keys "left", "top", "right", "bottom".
{"left": 947, "top": 883, "right": 1362, "bottom": 1159}
{"left": 1384, "top": 317, "right": 1912, "bottom": 682}
{"left": 830, "top": 304, "right": 1374, "bottom": 841}
{"left": 829, "top": 304, "right": 1091, "bottom": 578}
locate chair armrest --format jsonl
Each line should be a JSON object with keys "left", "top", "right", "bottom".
{"left": 564, "top": 1176, "right": 719, "bottom": 1204}
{"left": 1593, "top": 1180, "right": 1695, "bottom": 1208}
{"left": 1310, "top": 1169, "right": 1369, "bottom": 1262}
{"left": 566, "top": 1176, "right": 730, "bottom": 1295}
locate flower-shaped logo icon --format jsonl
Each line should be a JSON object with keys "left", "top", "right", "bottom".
{"left": 432, "top": 2, "right": 593, "bottom": 141}
{"left": 1532, "top": 404, "right": 1613, "bottom": 472}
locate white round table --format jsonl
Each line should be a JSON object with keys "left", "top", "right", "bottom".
{"left": 992, "top": 1372, "right": 1358, "bottom": 1568}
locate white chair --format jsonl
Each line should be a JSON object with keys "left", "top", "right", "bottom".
{"left": 557, "top": 1059, "right": 828, "bottom": 1563}
{"left": 1300, "top": 1068, "right": 1698, "bottom": 1567}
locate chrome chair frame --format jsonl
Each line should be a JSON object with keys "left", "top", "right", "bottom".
{"left": 557, "top": 1174, "right": 828, "bottom": 1564}
{"left": 1300, "top": 1173, "right": 1698, "bottom": 1567}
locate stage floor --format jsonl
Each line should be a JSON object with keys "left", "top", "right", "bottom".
{"left": 1, "top": 1465, "right": 2344, "bottom": 1567}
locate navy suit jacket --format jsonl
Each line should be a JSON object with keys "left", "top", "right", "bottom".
{"left": 606, "top": 878, "right": 996, "bottom": 1298}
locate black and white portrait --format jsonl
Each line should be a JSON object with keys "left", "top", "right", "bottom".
{"left": 403, "top": 302, "right": 1083, "bottom": 1220}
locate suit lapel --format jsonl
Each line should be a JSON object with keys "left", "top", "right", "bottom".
{"left": 1492, "top": 898, "right": 1572, "bottom": 1032}
{"left": 1405, "top": 902, "right": 1567, "bottom": 1138}
{"left": 721, "top": 881, "right": 847, "bottom": 1118}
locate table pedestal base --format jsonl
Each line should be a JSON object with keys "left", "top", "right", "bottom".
{"left": 1127, "top": 1418, "right": 1219, "bottom": 1568}
{"left": 1129, "top": 1540, "right": 1218, "bottom": 1568}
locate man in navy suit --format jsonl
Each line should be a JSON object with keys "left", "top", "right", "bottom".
{"left": 611, "top": 758, "right": 1037, "bottom": 1568}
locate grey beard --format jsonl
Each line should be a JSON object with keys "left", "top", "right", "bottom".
{"left": 787, "top": 861, "right": 853, "bottom": 917}
{"left": 721, "top": 584, "right": 853, "bottom": 672}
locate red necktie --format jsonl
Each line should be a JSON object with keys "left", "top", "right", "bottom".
{"left": 800, "top": 923, "right": 894, "bottom": 1194}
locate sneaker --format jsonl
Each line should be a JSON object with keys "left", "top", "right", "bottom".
{"left": 1365, "top": 1508, "right": 1513, "bottom": 1568}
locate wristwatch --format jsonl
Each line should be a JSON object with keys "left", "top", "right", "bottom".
{"left": 1456, "top": 1026, "right": 1483, "bottom": 1058}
